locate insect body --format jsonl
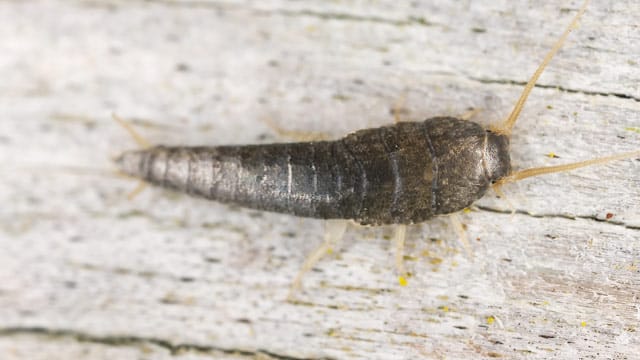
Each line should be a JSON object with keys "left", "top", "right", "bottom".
{"left": 114, "top": 0, "right": 639, "bottom": 290}
{"left": 116, "top": 117, "right": 510, "bottom": 225}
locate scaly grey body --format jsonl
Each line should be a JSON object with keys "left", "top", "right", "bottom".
{"left": 116, "top": 117, "right": 511, "bottom": 225}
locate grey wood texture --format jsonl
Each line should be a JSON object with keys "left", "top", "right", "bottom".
{"left": 1, "top": 0, "right": 639, "bottom": 359}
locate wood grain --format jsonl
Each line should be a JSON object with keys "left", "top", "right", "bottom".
{"left": 1, "top": 0, "right": 639, "bottom": 359}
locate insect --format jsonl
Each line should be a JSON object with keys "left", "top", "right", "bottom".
{"left": 115, "top": 0, "right": 638, "bottom": 294}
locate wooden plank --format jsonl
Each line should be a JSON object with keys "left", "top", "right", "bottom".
{"left": 0, "top": 0, "right": 638, "bottom": 359}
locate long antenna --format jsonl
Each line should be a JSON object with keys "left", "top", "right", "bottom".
{"left": 496, "top": 150, "right": 640, "bottom": 186}
{"left": 492, "top": 0, "right": 589, "bottom": 135}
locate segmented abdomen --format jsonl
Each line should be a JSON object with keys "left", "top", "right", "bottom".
{"left": 144, "top": 140, "right": 361, "bottom": 220}
{"left": 116, "top": 117, "right": 506, "bottom": 225}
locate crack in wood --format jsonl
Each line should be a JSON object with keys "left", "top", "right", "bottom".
{"left": 468, "top": 76, "right": 640, "bottom": 102}
{"left": 0, "top": 327, "right": 335, "bottom": 360}
{"left": 267, "top": 9, "right": 435, "bottom": 28}
{"left": 476, "top": 205, "right": 640, "bottom": 230}
{"left": 117, "top": 0, "right": 440, "bottom": 28}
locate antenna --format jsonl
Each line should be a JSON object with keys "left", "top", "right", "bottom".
{"left": 492, "top": 0, "right": 589, "bottom": 135}
{"left": 496, "top": 150, "right": 640, "bottom": 186}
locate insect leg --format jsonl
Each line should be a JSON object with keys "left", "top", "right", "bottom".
{"left": 459, "top": 108, "right": 482, "bottom": 121}
{"left": 262, "top": 117, "right": 331, "bottom": 141}
{"left": 392, "top": 94, "right": 408, "bottom": 124}
{"left": 449, "top": 213, "right": 473, "bottom": 259}
{"left": 393, "top": 225, "right": 409, "bottom": 286}
{"left": 491, "top": 183, "right": 516, "bottom": 214}
{"left": 288, "top": 220, "right": 349, "bottom": 300}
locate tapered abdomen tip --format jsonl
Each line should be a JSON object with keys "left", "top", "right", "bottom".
{"left": 114, "top": 150, "right": 146, "bottom": 178}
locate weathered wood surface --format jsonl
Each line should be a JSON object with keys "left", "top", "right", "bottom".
{"left": 1, "top": 0, "right": 639, "bottom": 359}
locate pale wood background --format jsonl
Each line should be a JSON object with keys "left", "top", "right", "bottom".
{"left": 1, "top": 0, "right": 639, "bottom": 359}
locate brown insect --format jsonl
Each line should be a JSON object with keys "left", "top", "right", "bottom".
{"left": 115, "top": 0, "right": 638, "bottom": 294}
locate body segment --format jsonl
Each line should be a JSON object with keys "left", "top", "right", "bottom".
{"left": 116, "top": 117, "right": 511, "bottom": 225}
